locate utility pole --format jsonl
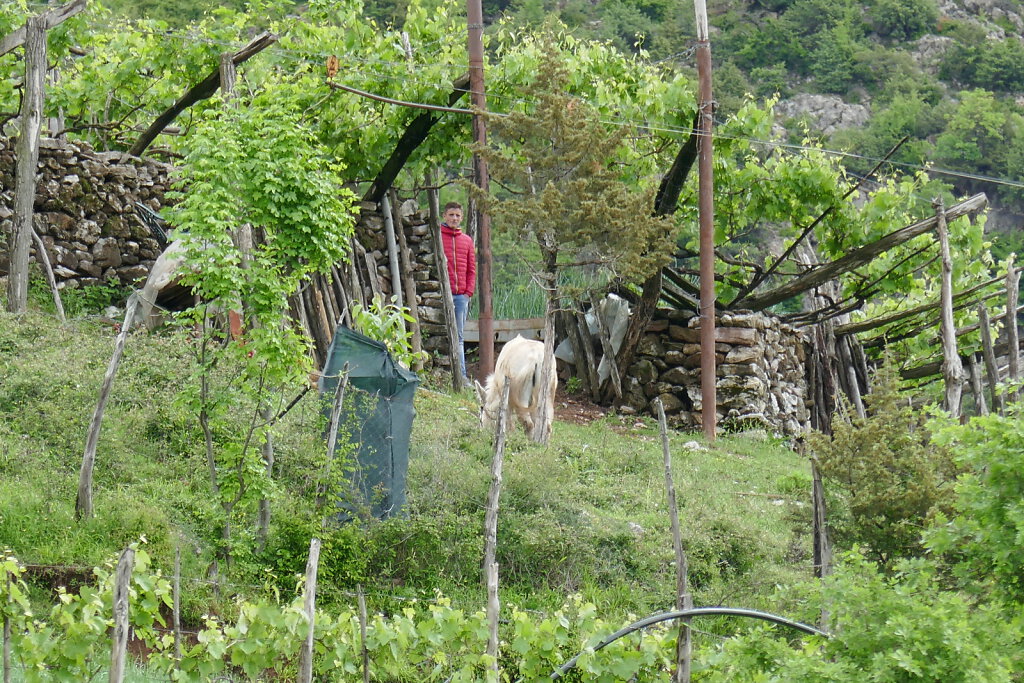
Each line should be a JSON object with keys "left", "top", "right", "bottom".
{"left": 694, "top": 0, "right": 717, "bottom": 442}
{"left": 467, "top": 0, "right": 495, "bottom": 379}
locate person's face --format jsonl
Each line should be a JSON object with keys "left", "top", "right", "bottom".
{"left": 444, "top": 208, "right": 463, "bottom": 228}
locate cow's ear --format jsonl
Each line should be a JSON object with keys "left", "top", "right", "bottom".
{"left": 474, "top": 380, "right": 486, "bottom": 403}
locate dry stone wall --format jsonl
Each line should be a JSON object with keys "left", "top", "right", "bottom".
{"left": 621, "top": 309, "right": 809, "bottom": 436}
{"left": 0, "top": 136, "right": 171, "bottom": 288}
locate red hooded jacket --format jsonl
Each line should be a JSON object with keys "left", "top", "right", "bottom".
{"left": 441, "top": 223, "right": 476, "bottom": 297}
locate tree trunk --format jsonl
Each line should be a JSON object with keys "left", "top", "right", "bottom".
{"left": 6, "top": 16, "right": 45, "bottom": 314}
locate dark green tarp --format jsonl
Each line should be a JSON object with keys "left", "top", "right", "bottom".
{"left": 318, "top": 326, "right": 419, "bottom": 519}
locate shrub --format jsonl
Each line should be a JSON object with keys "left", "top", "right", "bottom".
{"left": 926, "top": 406, "right": 1024, "bottom": 603}
{"left": 809, "top": 360, "right": 958, "bottom": 568}
{"left": 701, "top": 552, "right": 1018, "bottom": 681}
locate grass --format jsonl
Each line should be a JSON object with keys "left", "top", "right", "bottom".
{"left": 0, "top": 295, "right": 813, "bottom": 640}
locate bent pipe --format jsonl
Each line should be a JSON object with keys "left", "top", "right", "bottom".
{"left": 529, "top": 606, "right": 828, "bottom": 681}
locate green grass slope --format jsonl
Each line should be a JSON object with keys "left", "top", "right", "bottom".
{"left": 0, "top": 308, "right": 812, "bottom": 626}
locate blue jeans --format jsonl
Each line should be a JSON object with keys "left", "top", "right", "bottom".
{"left": 453, "top": 294, "right": 469, "bottom": 378}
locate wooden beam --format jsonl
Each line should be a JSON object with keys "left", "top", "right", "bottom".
{"left": 0, "top": 0, "right": 86, "bottom": 57}
{"left": 732, "top": 193, "right": 988, "bottom": 311}
{"left": 128, "top": 32, "right": 277, "bottom": 157}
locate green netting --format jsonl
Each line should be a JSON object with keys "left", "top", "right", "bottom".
{"left": 318, "top": 326, "right": 419, "bottom": 519}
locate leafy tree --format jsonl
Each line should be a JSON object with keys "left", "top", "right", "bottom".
{"left": 809, "top": 23, "right": 861, "bottom": 93}
{"left": 868, "top": 0, "right": 939, "bottom": 41}
{"left": 933, "top": 89, "right": 1024, "bottom": 179}
{"left": 809, "top": 360, "right": 958, "bottom": 568}
{"left": 166, "top": 88, "right": 357, "bottom": 562}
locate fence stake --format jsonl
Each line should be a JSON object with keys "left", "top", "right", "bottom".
{"left": 173, "top": 544, "right": 182, "bottom": 665}
{"left": 109, "top": 547, "right": 135, "bottom": 683}
{"left": 655, "top": 399, "right": 691, "bottom": 682}
{"left": 391, "top": 187, "right": 424, "bottom": 371}
{"left": 357, "top": 585, "right": 370, "bottom": 683}
{"left": 298, "top": 538, "right": 321, "bottom": 683}
{"left": 483, "top": 382, "right": 511, "bottom": 676}
{"left": 1006, "top": 254, "right": 1020, "bottom": 402}
{"left": 30, "top": 230, "right": 65, "bottom": 323}
{"left": 978, "top": 303, "right": 1002, "bottom": 414}
{"left": 426, "top": 169, "right": 465, "bottom": 390}
{"left": 76, "top": 297, "right": 139, "bottom": 520}
{"left": 935, "top": 198, "right": 964, "bottom": 417}
{"left": 3, "top": 573, "right": 11, "bottom": 683}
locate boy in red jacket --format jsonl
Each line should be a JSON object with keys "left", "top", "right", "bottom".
{"left": 440, "top": 202, "right": 475, "bottom": 380}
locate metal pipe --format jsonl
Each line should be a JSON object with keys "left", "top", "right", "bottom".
{"left": 694, "top": 0, "right": 717, "bottom": 442}
{"left": 467, "top": 0, "right": 494, "bottom": 378}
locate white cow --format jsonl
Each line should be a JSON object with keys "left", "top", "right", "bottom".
{"left": 475, "top": 335, "right": 557, "bottom": 441}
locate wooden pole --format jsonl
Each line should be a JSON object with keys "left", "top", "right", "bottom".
{"left": 483, "top": 382, "right": 510, "bottom": 675}
{"left": 357, "top": 585, "right": 370, "bottom": 683}
{"left": 1006, "top": 254, "right": 1020, "bottom": 401}
{"left": 969, "top": 353, "right": 988, "bottom": 416}
{"left": 3, "top": 572, "right": 10, "bottom": 683}
{"left": 811, "top": 458, "right": 831, "bottom": 630}
{"left": 109, "top": 547, "right": 135, "bottom": 683}
{"left": 77, "top": 298, "right": 139, "bottom": 520}
{"left": 466, "top": 0, "right": 494, "bottom": 380}
{"left": 978, "top": 303, "right": 1002, "bottom": 414}
{"left": 427, "top": 171, "right": 465, "bottom": 390}
{"left": 173, "top": 544, "right": 182, "bottom": 665}
{"left": 590, "top": 293, "right": 622, "bottom": 400}
{"left": 693, "top": 0, "right": 716, "bottom": 442}
{"left": 31, "top": 230, "right": 65, "bottom": 323}
{"left": 390, "top": 189, "right": 424, "bottom": 370}
{"left": 935, "top": 198, "right": 964, "bottom": 417}
{"left": 6, "top": 15, "right": 45, "bottom": 314}
{"left": 297, "top": 538, "right": 321, "bottom": 683}
{"left": 573, "top": 305, "right": 601, "bottom": 403}
{"left": 655, "top": 399, "right": 691, "bottom": 682}
{"left": 381, "top": 193, "right": 405, "bottom": 311}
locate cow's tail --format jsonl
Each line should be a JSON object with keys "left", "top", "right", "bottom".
{"left": 527, "top": 356, "right": 542, "bottom": 408}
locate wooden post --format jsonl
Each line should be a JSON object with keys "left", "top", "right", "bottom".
{"left": 1006, "top": 254, "right": 1020, "bottom": 401}
{"left": 572, "top": 305, "right": 601, "bottom": 403}
{"left": 483, "top": 382, "right": 510, "bottom": 675}
{"left": 297, "top": 538, "right": 321, "bottom": 683}
{"left": 560, "top": 309, "right": 591, "bottom": 397}
{"left": 390, "top": 188, "right": 424, "bottom": 371}
{"left": 427, "top": 171, "right": 465, "bottom": 390}
{"left": 173, "top": 545, "right": 182, "bottom": 665}
{"left": 935, "top": 198, "right": 964, "bottom": 417}
{"left": 6, "top": 15, "right": 45, "bottom": 314}
{"left": 969, "top": 353, "right": 988, "bottom": 416}
{"left": 357, "top": 585, "right": 370, "bottom": 683}
{"left": 589, "top": 293, "right": 622, "bottom": 400}
{"left": 811, "top": 457, "right": 831, "bottom": 631}
{"left": 381, "top": 193, "right": 405, "bottom": 311}
{"left": 978, "top": 303, "right": 1002, "bottom": 414}
{"left": 77, "top": 298, "right": 139, "bottom": 520}
{"left": 838, "top": 336, "right": 866, "bottom": 419}
{"left": 109, "top": 547, "right": 136, "bottom": 683}
{"left": 320, "top": 364, "right": 350, "bottom": 513}
{"left": 31, "top": 230, "right": 65, "bottom": 323}
{"left": 655, "top": 399, "right": 691, "bottom": 682}
{"left": 3, "top": 573, "right": 11, "bottom": 683}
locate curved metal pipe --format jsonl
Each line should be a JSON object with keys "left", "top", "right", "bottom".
{"left": 518, "top": 606, "right": 827, "bottom": 681}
